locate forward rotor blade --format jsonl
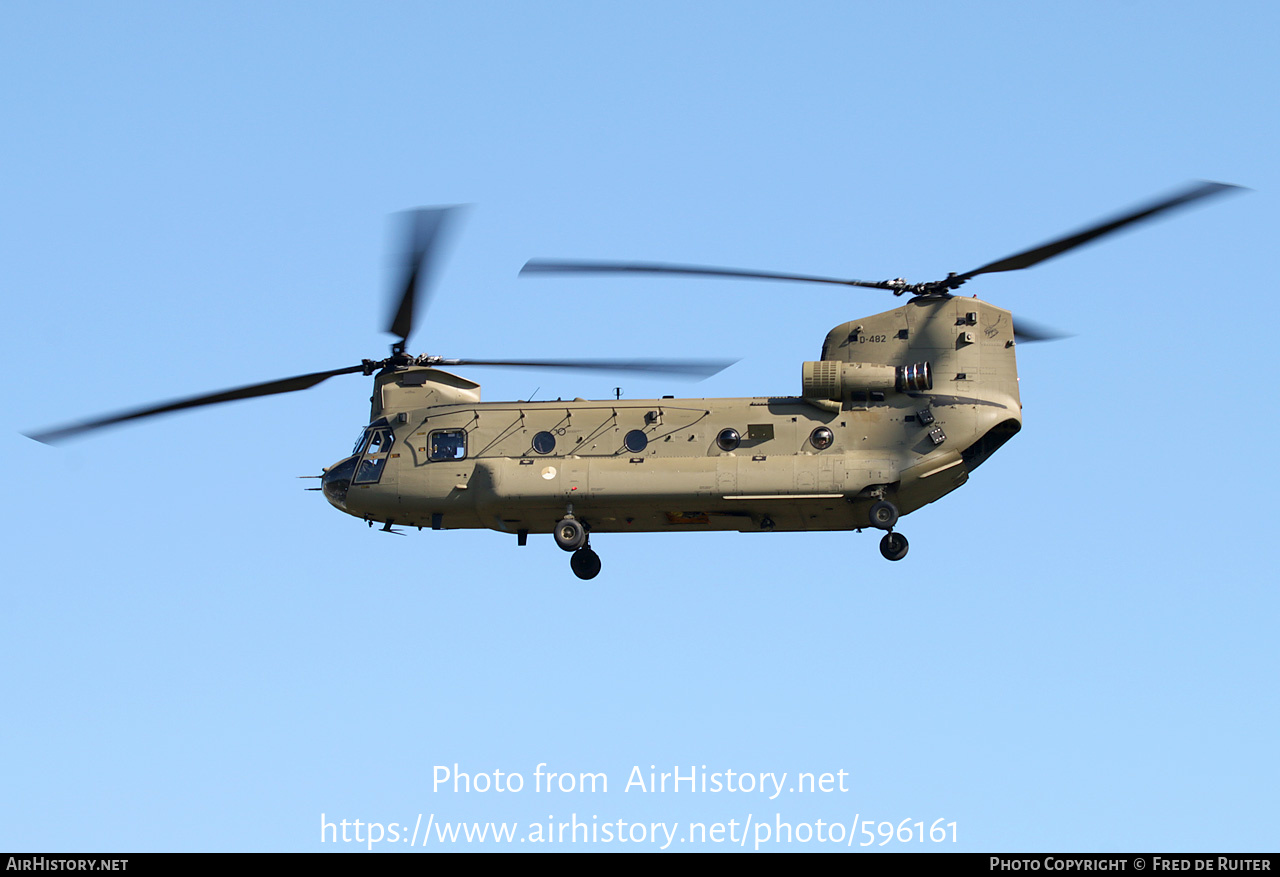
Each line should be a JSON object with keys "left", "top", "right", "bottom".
{"left": 521, "top": 259, "right": 895, "bottom": 291}
{"left": 436, "top": 357, "right": 737, "bottom": 380}
{"left": 26, "top": 364, "right": 368, "bottom": 444}
{"left": 387, "top": 206, "right": 462, "bottom": 346}
{"left": 955, "top": 181, "right": 1245, "bottom": 283}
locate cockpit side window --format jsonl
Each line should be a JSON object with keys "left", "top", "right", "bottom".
{"left": 367, "top": 429, "right": 392, "bottom": 455}
{"left": 353, "top": 424, "right": 395, "bottom": 484}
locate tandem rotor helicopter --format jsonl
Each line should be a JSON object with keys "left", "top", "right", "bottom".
{"left": 28, "top": 182, "right": 1241, "bottom": 579}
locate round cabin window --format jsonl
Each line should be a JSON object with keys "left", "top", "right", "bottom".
{"left": 810, "top": 426, "right": 834, "bottom": 450}
{"left": 532, "top": 431, "right": 556, "bottom": 454}
{"left": 716, "top": 428, "right": 741, "bottom": 451}
{"left": 623, "top": 429, "right": 648, "bottom": 453}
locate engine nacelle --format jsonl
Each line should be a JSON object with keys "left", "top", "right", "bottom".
{"left": 801, "top": 360, "right": 932, "bottom": 405}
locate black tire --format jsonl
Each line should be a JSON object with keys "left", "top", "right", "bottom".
{"left": 868, "top": 500, "right": 899, "bottom": 530}
{"left": 554, "top": 517, "right": 586, "bottom": 552}
{"left": 879, "top": 532, "right": 909, "bottom": 561}
{"left": 570, "top": 547, "right": 602, "bottom": 580}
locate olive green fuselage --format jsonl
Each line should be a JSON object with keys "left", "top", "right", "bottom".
{"left": 323, "top": 296, "right": 1022, "bottom": 537}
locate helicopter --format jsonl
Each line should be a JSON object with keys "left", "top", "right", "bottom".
{"left": 27, "top": 182, "right": 1241, "bottom": 579}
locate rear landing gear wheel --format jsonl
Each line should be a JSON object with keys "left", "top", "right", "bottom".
{"left": 868, "top": 500, "right": 899, "bottom": 530}
{"left": 570, "top": 547, "right": 601, "bottom": 580}
{"left": 879, "top": 531, "right": 909, "bottom": 561}
{"left": 554, "top": 517, "right": 586, "bottom": 552}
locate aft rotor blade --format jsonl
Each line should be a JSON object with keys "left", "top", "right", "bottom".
{"left": 954, "top": 181, "right": 1245, "bottom": 283}
{"left": 387, "top": 206, "right": 462, "bottom": 346}
{"left": 437, "top": 357, "right": 737, "bottom": 379}
{"left": 1012, "top": 315, "right": 1071, "bottom": 344}
{"left": 26, "top": 364, "right": 368, "bottom": 444}
{"left": 521, "top": 259, "right": 897, "bottom": 291}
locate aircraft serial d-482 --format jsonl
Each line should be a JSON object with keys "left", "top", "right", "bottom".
{"left": 29, "top": 183, "right": 1240, "bottom": 579}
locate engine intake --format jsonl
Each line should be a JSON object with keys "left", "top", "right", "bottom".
{"left": 897, "top": 361, "right": 933, "bottom": 392}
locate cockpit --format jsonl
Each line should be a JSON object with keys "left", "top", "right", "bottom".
{"left": 323, "top": 419, "right": 472, "bottom": 513}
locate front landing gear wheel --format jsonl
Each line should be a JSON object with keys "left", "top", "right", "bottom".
{"left": 868, "top": 500, "right": 899, "bottom": 530}
{"left": 554, "top": 517, "right": 586, "bottom": 552}
{"left": 879, "top": 532, "right": 909, "bottom": 561}
{"left": 570, "top": 547, "right": 602, "bottom": 580}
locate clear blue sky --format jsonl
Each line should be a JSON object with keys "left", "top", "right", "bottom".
{"left": 2, "top": 1, "right": 1275, "bottom": 852}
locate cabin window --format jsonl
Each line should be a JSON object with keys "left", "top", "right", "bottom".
{"left": 532, "top": 431, "right": 556, "bottom": 454}
{"left": 623, "top": 430, "right": 648, "bottom": 453}
{"left": 429, "top": 429, "right": 467, "bottom": 461}
{"left": 716, "top": 428, "right": 740, "bottom": 451}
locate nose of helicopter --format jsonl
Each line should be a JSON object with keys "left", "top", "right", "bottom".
{"left": 321, "top": 455, "right": 357, "bottom": 510}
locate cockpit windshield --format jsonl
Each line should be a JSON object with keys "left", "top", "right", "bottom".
{"left": 353, "top": 420, "right": 395, "bottom": 485}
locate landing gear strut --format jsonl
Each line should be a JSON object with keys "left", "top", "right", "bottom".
{"left": 554, "top": 516, "right": 587, "bottom": 552}
{"left": 868, "top": 500, "right": 898, "bottom": 530}
{"left": 555, "top": 513, "right": 601, "bottom": 579}
{"left": 879, "top": 531, "right": 909, "bottom": 561}
{"left": 867, "top": 499, "right": 907, "bottom": 561}
{"left": 570, "top": 546, "right": 602, "bottom": 580}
